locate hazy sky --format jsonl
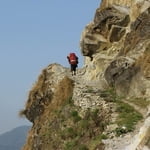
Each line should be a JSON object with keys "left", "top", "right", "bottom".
{"left": 0, "top": 0, "right": 101, "bottom": 134}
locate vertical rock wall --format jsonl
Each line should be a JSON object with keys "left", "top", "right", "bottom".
{"left": 80, "top": 0, "right": 150, "bottom": 97}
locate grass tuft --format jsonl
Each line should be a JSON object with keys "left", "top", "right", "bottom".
{"left": 115, "top": 101, "right": 143, "bottom": 136}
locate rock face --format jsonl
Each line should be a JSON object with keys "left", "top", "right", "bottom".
{"left": 80, "top": 0, "right": 150, "bottom": 97}
{"left": 21, "top": 0, "right": 150, "bottom": 150}
{"left": 21, "top": 64, "right": 112, "bottom": 150}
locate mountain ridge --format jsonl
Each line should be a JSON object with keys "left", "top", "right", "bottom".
{"left": 0, "top": 125, "right": 30, "bottom": 150}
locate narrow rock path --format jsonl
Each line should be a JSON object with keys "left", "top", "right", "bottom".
{"left": 66, "top": 67, "right": 150, "bottom": 150}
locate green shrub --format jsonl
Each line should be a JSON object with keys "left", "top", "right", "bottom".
{"left": 61, "top": 127, "right": 77, "bottom": 139}
{"left": 115, "top": 101, "right": 143, "bottom": 135}
{"left": 74, "top": 115, "right": 82, "bottom": 123}
{"left": 71, "top": 110, "right": 81, "bottom": 123}
{"left": 100, "top": 134, "right": 108, "bottom": 140}
{"left": 64, "top": 140, "right": 77, "bottom": 150}
{"left": 71, "top": 110, "right": 78, "bottom": 117}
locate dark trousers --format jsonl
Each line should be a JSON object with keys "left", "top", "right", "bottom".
{"left": 70, "top": 64, "right": 77, "bottom": 75}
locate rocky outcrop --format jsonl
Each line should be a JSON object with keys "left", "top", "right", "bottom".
{"left": 80, "top": 0, "right": 150, "bottom": 97}
{"left": 21, "top": 64, "right": 112, "bottom": 150}
{"left": 21, "top": 0, "right": 150, "bottom": 150}
{"left": 80, "top": 0, "right": 150, "bottom": 149}
{"left": 20, "top": 64, "right": 69, "bottom": 122}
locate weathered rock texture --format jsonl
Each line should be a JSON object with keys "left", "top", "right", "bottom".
{"left": 80, "top": 0, "right": 150, "bottom": 149}
{"left": 21, "top": 0, "right": 150, "bottom": 150}
{"left": 21, "top": 64, "right": 112, "bottom": 150}
{"left": 80, "top": 0, "right": 150, "bottom": 98}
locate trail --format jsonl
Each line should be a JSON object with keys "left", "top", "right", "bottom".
{"left": 66, "top": 67, "right": 150, "bottom": 150}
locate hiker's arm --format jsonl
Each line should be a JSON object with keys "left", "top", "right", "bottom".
{"left": 67, "top": 56, "right": 71, "bottom": 63}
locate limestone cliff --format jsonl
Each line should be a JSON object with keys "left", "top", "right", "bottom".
{"left": 21, "top": 0, "right": 150, "bottom": 150}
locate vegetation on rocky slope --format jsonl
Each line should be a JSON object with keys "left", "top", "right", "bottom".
{"left": 100, "top": 88, "right": 143, "bottom": 136}
{"left": 33, "top": 96, "right": 108, "bottom": 150}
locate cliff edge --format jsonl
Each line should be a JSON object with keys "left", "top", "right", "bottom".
{"left": 21, "top": 0, "right": 150, "bottom": 150}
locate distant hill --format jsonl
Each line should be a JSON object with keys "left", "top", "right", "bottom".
{"left": 0, "top": 126, "right": 30, "bottom": 150}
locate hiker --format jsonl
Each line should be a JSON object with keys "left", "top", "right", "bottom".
{"left": 67, "top": 53, "right": 78, "bottom": 76}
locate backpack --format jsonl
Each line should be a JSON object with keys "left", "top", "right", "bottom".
{"left": 69, "top": 53, "right": 78, "bottom": 65}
